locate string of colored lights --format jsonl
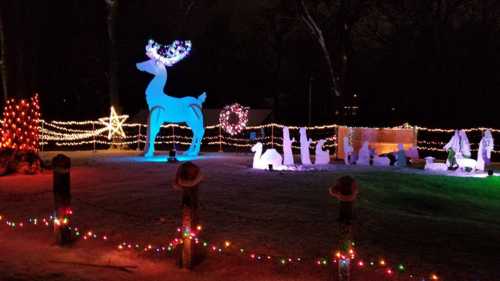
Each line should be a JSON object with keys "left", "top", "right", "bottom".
{"left": 0, "top": 212, "right": 440, "bottom": 280}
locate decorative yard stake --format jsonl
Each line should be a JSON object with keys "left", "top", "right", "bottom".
{"left": 52, "top": 154, "right": 72, "bottom": 245}
{"left": 174, "top": 162, "right": 203, "bottom": 269}
{"left": 329, "top": 176, "right": 359, "bottom": 281}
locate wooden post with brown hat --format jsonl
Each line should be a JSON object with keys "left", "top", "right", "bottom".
{"left": 52, "top": 154, "right": 73, "bottom": 245}
{"left": 329, "top": 176, "right": 359, "bottom": 281}
{"left": 174, "top": 161, "right": 203, "bottom": 269}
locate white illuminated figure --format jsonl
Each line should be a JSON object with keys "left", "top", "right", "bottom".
{"left": 458, "top": 129, "right": 471, "bottom": 158}
{"left": 424, "top": 156, "right": 448, "bottom": 171}
{"left": 314, "top": 139, "right": 330, "bottom": 165}
{"left": 444, "top": 130, "right": 460, "bottom": 168}
{"left": 395, "top": 143, "right": 407, "bottom": 167}
{"left": 282, "top": 127, "right": 295, "bottom": 165}
{"left": 137, "top": 39, "right": 206, "bottom": 157}
{"left": 476, "top": 130, "right": 494, "bottom": 171}
{"left": 373, "top": 155, "right": 390, "bottom": 166}
{"left": 343, "top": 128, "right": 353, "bottom": 165}
{"left": 357, "top": 141, "right": 371, "bottom": 165}
{"left": 251, "top": 142, "right": 283, "bottom": 170}
{"left": 299, "top": 127, "right": 312, "bottom": 165}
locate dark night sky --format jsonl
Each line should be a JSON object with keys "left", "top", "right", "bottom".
{"left": 1, "top": 0, "right": 499, "bottom": 128}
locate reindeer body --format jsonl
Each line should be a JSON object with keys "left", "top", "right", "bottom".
{"left": 137, "top": 58, "right": 206, "bottom": 157}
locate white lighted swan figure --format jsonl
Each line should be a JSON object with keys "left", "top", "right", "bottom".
{"left": 251, "top": 142, "right": 283, "bottom": 170}
{"left": 136, "top": 39, "right": 206, "bottom": 157}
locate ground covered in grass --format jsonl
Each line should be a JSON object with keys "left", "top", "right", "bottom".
{"left": 0, "top": 151, "right": 499, "bottom": 281}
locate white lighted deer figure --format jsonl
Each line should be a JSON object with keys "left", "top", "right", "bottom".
{"left": 136, "top": 39, "right": 206, "bottom": 157}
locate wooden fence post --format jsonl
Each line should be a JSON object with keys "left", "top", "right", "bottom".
{"left": 40, "top": 121, "right": 45, "bottom": 152}
{"left": 92, "top": 123, "right": 96, "bottom": 152}
{"left": 174, "top": 162, "right": 203, "bottom": 269}
{"left": 271, "top": 124, "right": 274, "bottom": 148}
{"left": 136, "top": 124, "right": 142, "bottom": 151}
{"left": 218, "top": 125, "right": 223, "bottom": 152}
{"left": 172, "top": 125, "right": 176, "bottom": 151}
{"left": 52, "top": 154, "right": 72, "bottom": 245}
{"left": 329, "top": 176, "right": 359, "bottom": 281}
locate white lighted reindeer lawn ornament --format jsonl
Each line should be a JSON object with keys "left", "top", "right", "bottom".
{"left": 136, "top": 39, "right": 206, "bottom": 157}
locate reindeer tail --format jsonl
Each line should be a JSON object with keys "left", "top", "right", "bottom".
{"left": 197, "top": 92, "right": 207, "bottom": 104}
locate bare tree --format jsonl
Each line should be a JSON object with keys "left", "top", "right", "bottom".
{"left": 298, "top": 0, "right": 340, "bottom": 97}
{"left": 0, "top": 11, "right": 8, "bottom": 102}
{"left": 105, "top": 0, "right": 119, "bottom": 109}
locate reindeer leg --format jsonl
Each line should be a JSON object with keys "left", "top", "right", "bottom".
{"left": 184, "top": 105, "right": 204, "bottom": 156}
{"left": 192, "top": 126, "right": 205, "bottom": 156}
{"left": 144, "top": 107, "right": 163, "bottom": 157}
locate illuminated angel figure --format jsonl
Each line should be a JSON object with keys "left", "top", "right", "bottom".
{"left": 137, "top": 39, "right": 206, "bottom": 157}
{"left": 476, "top": 130, "right": 494, "bottom": 171}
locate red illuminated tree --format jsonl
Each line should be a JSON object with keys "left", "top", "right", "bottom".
{"left": 0, "top": 94, "right": 41, "bottom": 152}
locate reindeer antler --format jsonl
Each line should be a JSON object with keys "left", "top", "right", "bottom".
{"left": 145, "top": 39, "right": 192, "bottom": 67}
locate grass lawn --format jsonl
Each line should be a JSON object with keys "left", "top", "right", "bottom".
{"left": 0, "top": 151, "right": 498, "bottom": 281}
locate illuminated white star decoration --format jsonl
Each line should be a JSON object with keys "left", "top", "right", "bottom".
{"left": 99, "top": 106, "right": 129, "bottom": 140}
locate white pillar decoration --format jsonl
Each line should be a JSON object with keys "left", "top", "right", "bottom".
{"left": 459, "top": 129, "right": 471, "bottom": 158}
{"left": 282, "top": 126, "right": 295, "bottom": 165}
{"left": 343, "top": 128, "right": 353, "bottom": 165}
{"left": 299, "top": 127, "right": 312, "bottom": 165}
{"left": 314, "top": 139, "right": 330, "bottom": 165}
{"left": 476, "top": 130, "right": 494, "bottom": 171}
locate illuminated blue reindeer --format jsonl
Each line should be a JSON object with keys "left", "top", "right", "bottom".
{"left": 136, "top": 40, "right": 206, "bottom": 157}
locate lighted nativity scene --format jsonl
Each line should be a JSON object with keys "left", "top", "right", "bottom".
{"left": 1, "top": 2, "right": 500, "bottom": 281}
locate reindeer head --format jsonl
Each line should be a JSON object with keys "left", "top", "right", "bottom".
{"left": 137, "top": 39, "right": 192, "bottom": 75}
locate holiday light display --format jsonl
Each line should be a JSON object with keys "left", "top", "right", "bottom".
{"left": 0, "top": 117, "right": 498, "bottom": 157}
{"left": 98, "top": 106, "right": 129, "bottom": 140}
{"left": 0, "top": 94, "right": 41, "bottom": 151}
{"left": 219, "top": 103, "right": 249, "bottom": 136}
{"left": 0, "top": 211, "right": 441, "bottom": 280}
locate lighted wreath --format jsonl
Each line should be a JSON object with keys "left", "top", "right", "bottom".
{"left": 219, "top": 103, "right": 250, "bottom": 136}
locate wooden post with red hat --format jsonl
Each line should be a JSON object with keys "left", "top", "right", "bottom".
{"left": 174, "top": 161, "right": 203, "bottom": 269}
{"left": 329, "top": 176, "right": 359, "bottom": 281}
{"left": 52, "top": 154, "right": 73, "bottom": 245}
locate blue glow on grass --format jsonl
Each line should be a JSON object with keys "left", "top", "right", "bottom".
{"left": 104, "top": 153, "right": 225, "bottom": 163}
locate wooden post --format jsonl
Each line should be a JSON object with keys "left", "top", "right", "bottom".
{"left": 92, "top": 123, "right": 96, "bottom": 152}
{"left": 329, "top": 176, "right": 358, "bottom": 281}
{"left": 52, "top": 154, "right": 72, "bottom": 245}
{"left": 172, "top": 125, "right": 176, "bottom": 151}
{"left": 40, "top": 121, "right": 45, "bottom": 152}
{"left": 136, "top": 124, "right": 142, "bottom": 151}
{"left": 413, "top": 125, "right": 418, "bottom": 147}
{"left": 218, "top": 125, "right": 223, "bottom": 152}
{"left": 272, "top": 124, "right": 275, "bottom": 148}
{"left": 181, "top": 186, "right": 199, "bottom": 269}
{"left": 174, "top": 162, "right": 203, "bottom": 269}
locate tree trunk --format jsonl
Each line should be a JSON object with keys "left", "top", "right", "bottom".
{"left": 335, "top": 0, "right": 354, "bottom": 121}
{"left": 298, "top": 0, "right": 340, "bottom": 97}
{"left": 105, "top": 0, "right": 120, "bottom": 110}
{"left": 0, "top": 12, "right": 8, "bottom": 102}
